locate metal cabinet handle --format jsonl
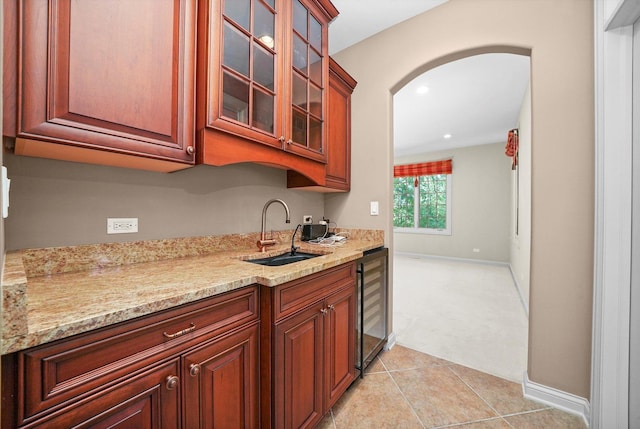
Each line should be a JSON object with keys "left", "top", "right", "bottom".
{"left": 186, "top": 146, "right": 195, "bottom": 155}
{"left": 286, "top": 139, "right": 293, "bottom": 145}
{"left": 327, "top": 304, "right": 335, "bottom": 311}
{"left": 189, "top": 363, "right": 201, "bottom": 377}
{"left": 166, "top": 375, "right": 179, "bottom": 390}
{"left": 320, "top": 308, "right": 328, "bottom": 315}
{"left": 163, "top": 323, "right": 196, "bottom": 339}
{"left": 279, "top": 136, "right": 285, "bottom": 143}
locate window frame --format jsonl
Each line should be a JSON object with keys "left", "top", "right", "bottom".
{"left": 393, "top": 174, "right": 452, "bottom": 235}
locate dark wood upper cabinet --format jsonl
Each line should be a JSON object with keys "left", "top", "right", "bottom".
{"left": 287, "top": 57, "right": 357, "bottom": 192}
{"left": 197, "top": 0, "right": 339, "bottom": 185}
{"left": 3, "top": 0, "right": 350, "bottom": 181}
{"left": 4, "top": 0, "right": 197, "bottom": 172}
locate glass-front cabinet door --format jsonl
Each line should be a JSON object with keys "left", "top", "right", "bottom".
{"left": 209, "top": 0, "right": 282, "bottom": 148}
{"left": 286, "top": 0, "right": 327, "bottom": 162}
{"left": 204, "top": 0, "right": 331, "bottom": 163}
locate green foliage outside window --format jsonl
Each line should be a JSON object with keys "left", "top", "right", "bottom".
{"left": 394, "top": 174, "right": 448, "bottom": 230}
{"left": 393, "top": 177, "right": 414, "bottom": 227}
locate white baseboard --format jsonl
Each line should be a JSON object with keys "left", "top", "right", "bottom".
{"left": 523, "top": 372, "right": 590, "bottom": 427}
{"left": 394, "top": 251, "right": 510, "bottom": 267}
{"left": 385, "top": 332, "right": 397, "bottom": 350}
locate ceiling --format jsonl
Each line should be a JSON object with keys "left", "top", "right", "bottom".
{"left": 327, "top": 1, "right": 531, "bottom": 158}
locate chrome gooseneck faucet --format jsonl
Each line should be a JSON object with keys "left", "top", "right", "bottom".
{"left": 257, "top": 199, "right": 291, "bottom": 252}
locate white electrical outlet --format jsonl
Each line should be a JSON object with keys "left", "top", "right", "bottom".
{"left": 303, "top": 215, "right": 313, "bottom": 224}
{"left": 107, "top": 218, "right": 138, "bottom": 234}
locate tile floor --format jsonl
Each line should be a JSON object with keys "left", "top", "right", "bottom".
{"left": 317, "top": 345, "right": 587, "bottom": 429}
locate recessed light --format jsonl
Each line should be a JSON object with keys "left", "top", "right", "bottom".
{"left": 443, "top": 134, "right": 452, "bottom": 139}
{"left": 416, "top": 86, "right": 429, "bottom": 95}
{"left": 259, "top": 35, "right": 275, "bottom": 49}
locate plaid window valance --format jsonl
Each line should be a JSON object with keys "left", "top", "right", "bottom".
{"left": 393, "top": 159, "right": 452, "bottom": 178}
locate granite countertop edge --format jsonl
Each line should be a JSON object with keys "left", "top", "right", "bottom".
{"left": 1, "top": 230, "right": 384, "bottom": 354}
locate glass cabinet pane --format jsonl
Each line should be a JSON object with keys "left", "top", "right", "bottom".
{"left": 309, "top": 15, "right": 322, "bottom": 52}
{"left": 254, "top": 43, "right": 274, "bottom": 90}
{"left": 255, "top": 1, "right": 275, "bottom": 49}
{"left": 223, "top": 23, "right": 250, "bottom": 77}
{"left": 222, "top": 73, "right": 250, "bottom": 124}
{"left": 224, "top": 0, "right": 250, "bottom": 31}
{"left": 293, "top": 35, "right": 307, "bottom": 73}
{"left": 293, "top": 0, "right": 307, "bottom": 36}
{"left": 309, "top": 49, "right": 321, "bottom": 84}
{"left": 253, "top": 89, "right": 274, "bottom": 133}
{"left": 292, "top": 74, "right": 307, "bottom": 110}
{"left": 309, "top": 116, "right": 322, "bottom": 151}
{"left": 309, "top": 84, "right": 321, "bottom": 116}
{"left": 292, "top": 109, "right": 307, "bottom": 145}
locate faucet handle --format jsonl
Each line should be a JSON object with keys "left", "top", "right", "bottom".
{"left": 257, "top": 238, "right": 277, "bottom": 252}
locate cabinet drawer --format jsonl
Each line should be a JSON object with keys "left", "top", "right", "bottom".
{"left": 273, "top": 263, "right": 355, "bottom": 322}
{"left": 16, "top": 286, "right": 258, "bottom": 424}
{"left": 23, "top": 359, "right": 181, "bottom": 429}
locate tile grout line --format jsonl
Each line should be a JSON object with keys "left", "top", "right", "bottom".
{"left": 430, "top": 416, "right": 513, "bottom": 429}
{"left": 378, "top": 357, "right": 428, "bottom": 429}
{"left": 444, "top": 366, "right": 557, "bottom": 428}
{"left": 444, "top": 366, "right": 515, "bottom": 428}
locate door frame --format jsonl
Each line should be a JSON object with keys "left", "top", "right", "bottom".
{"left": 591, "top": 1, "right": 637, "bottom": 427}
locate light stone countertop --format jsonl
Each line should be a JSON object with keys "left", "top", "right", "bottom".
{"left": 1, "top": 229, "right": 384, "bottom": 354}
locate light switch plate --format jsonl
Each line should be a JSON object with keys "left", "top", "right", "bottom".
{"left": 2, "top": 166, "right": 10, "bottom": 219}
{"left": 370, "top": 201, "right": 379, "bottom": 216}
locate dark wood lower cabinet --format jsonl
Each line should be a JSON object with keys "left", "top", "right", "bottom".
{"left": 2, "top": 287, "right": 260, "bottom": 429}
{"left": 263, "top": 263, "right": 357, "bottom": 429}
{"left": 3, "top": 266, "right": 358, "bottom": 429}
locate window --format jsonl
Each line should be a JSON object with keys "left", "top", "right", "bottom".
{"left": 393, "top": 160, "right": 452, "bottom": 235}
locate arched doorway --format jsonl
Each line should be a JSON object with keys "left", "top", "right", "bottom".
{"left": 391, "top": 50, "right": 531, "bottom": 382}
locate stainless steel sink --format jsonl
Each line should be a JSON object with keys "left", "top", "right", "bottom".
{"left": 246, "top": 252, "right": 321, "bottom": 267}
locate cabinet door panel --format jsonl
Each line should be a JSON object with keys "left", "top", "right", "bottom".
{"left": 325, "top": 286, "right": 357, "bottom": 409}
{"left": 18, "top": 0, "right": 195, "bottom": 164}
{"left": 29, "top": 360, "right": 180, "bottom": 429}
{"left": 274, "top": 303, "right": 324, "bottom": 429}
{"left": 183, "top": 323, "right": 259, "bottom": 429}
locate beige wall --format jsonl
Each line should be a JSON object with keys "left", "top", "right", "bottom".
{"left": 394, "top": 143, "right": 511, "bottom": 262}
{"left": 329, "top": 0, "right": 594, "bottom": 398}
{"left": 4, "top": 153, "right": 324, "bottom": 250}
{"left": 511, "top": 82, "right": 532, "bottom": 310}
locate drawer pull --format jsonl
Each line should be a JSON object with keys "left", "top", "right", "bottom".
{"left": 163, "top": 323, "right": 196, "bottom": 339}
{"left": 327, "top": 304, "right": 335, "bottom": 311}
{"left": 190, "top": 364, "right": 201, "bottom": 377}
{"left": 320, "top": 308, "right": 328, "bottom": 315}
{"left": 166, "top": 375, "right": 179, "bottom": 390}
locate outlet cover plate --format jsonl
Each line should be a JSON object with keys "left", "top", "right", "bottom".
{"left": 107, "top": 218, "right": 138, "bottom": 234}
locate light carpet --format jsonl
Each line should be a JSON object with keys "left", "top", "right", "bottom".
{"left": 392, "top": 253, "right": 528, "bottom": 382}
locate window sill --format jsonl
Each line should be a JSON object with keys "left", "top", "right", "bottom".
{"left": 394, "top": 228, "right": 451, "bottom": 236}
